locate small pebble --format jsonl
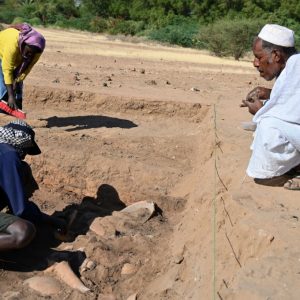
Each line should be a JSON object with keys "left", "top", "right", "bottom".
{"left": 121, "top": 263, "right": 137, "bottom": 275}
{"left": 190, "top": 87, "right": 200, "bottom": 92}
{"left": 127, "top": 293, "right": 138, "bottom": 300}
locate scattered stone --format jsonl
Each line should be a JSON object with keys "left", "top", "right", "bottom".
{"left": 52, "top": 78, "right": 60, "bottom": 83}
{"left": 76, "top": 247, "right": 86, "bottom": 252}
{"left": 140, "top": 69, "right": 145, "bottom": 74}
{"left": 190, "top": 87, "right": 200, "bottom": 92}
{"left": 127, "top": 293, "right": 138, "bottom": 300}
{"left": 24, "top": 276, "right": 62, "bottom": 296}
{"left": 87, "top": 233, "right": 97, "bottom": 242}
{"left": 2, "top": 291, "right": 21, "bottom": 300}
{"left": 62, "top": 244, "right": 74, "bottom": 251}
{"left": 166, "top": 80, "right": 171, "bottom": 85}
{"left": 120, "top": 201, "right": 156, "bottom": 221}
{"left": 121, "top": 263, "right": 138, "bottom": 275}
{"left": 98, "top": 294, "right": 117, "bottom": 300}
{"left": 146, "top": 80, "right": 156, "bottom": 85}
{"left": 45, "top": 261, "right": 90, "bottom": 293}
{"left": 73, "top": 72, "right": 80, "bottom": 84}
{"left": 89, "top": 218, "right": 106, "bottom": 236}
{"left": 96, "top": 265, "right": 109, "bottom": 282}
{"left": 132, "top": 67, "right": 136, "bottom": 72}
{"left": 68, "top": 63, "right": 72, "bottom": 67}
{"left": 80, "top": 258, "right": 97, "bottom": 273}
{"left": 86, "top": 260, "right": 96, "bottom": 270}
{"left": 174, "top": 254, "right": 184, "bottom": 264}
{"left": 103, "top": 82, "right": 108, "bottom": 87}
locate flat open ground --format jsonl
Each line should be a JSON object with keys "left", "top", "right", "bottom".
{"left": 1, "top": 28, "right": 300, "bottom": 300}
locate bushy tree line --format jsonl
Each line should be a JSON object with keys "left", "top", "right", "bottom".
{"left": 0, "top": 0, "right": 299, "bottom": 60}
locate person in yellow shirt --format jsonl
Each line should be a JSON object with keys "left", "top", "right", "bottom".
{"left": 0, "top": 23, "right": 45, "bottom": 110}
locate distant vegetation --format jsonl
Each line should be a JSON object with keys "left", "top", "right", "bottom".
{"left": 0, "top": 0, "right": 299, "bottom": 60}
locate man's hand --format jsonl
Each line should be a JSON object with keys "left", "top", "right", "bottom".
{"left": 6, "top": 84, "right": 18, "bottom": 110}
{"left": 241, "top": 99, "right": 263, "bottom": 115}
{"left": 246, "top": 86, "right": 271, "bottom": 102}
{"left": 240, "top": 86, "right": 271, "bottom": 114}
{"left": 7, "top": 96, "right": 18, "bottom": 110}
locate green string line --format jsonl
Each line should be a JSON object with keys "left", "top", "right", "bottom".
{"left": 213, "top": 104, "right": 217, "bottom": 300}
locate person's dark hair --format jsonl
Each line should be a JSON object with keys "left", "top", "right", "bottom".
{"left": 258, "top": 37, "right": 297, "bottom": 59}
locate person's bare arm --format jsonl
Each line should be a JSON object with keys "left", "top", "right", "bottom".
{"left": 5, "top": 84, "right": 18, "bottom": 109}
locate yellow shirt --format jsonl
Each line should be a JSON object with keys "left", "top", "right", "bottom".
{"left": 0, "top": 28, "right": 40, "bottom": 84}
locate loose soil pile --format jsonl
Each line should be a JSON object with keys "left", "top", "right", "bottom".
{"left": 1, "top": 28, "right": 300, "bottom": 300}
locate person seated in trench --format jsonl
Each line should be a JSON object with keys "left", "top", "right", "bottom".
{"left": 240, "top": 24, "right": 300, "bottom": 189}
{"left": 0, "top": 120, "right": 66, "bottom": 251}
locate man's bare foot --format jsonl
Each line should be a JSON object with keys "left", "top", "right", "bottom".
{"left": 284, "top": 177, "right": 300, "bottom": 190}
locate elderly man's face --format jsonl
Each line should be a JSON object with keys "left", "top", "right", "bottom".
{"left": 252, "top": 38, "right": 281, "bottom": 81}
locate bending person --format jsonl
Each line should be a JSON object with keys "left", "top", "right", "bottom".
{"left": 0, "top": 120, "right": 66, "bottom": 237}
{"left": 243, "top": 24, "right": 300, "bottom": 188}
{"left": 0, "top": 23, "right": 45, "bottom": 110}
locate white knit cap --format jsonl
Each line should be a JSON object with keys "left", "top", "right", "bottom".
{"left": 258, "top": 24, "right": 295, "bottom": 47}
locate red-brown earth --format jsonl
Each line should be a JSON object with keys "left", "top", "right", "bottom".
{"left": 0, "top": 27, "right": 299, "bottom": 300}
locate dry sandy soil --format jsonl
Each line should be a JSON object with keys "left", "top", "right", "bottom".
{"left": 1, "top": 28, "right": 300, "bottom": 300}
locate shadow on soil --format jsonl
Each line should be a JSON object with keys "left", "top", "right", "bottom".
{"left": 42, "top": 115, "right": 138, "bottom": 131}
{"left": 0, "top": 164, "right": 126, "bottom": 273}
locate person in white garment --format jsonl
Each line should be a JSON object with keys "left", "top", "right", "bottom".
{"left": 241, "top": 24, "right": 300, "bottom": 189}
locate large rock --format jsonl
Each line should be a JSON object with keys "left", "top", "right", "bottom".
{"left": 114, "top": 201, "right": 156, "bottom": 223}
{"left": 24, "top": 275, "right": 62, "bottom": 296}
{"left": 45, "top": 261, "right": 90, "bottom": 293}
{"left": 89, "top": 217, "right": 116, "bottom": 237}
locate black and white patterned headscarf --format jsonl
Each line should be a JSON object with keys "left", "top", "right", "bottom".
{"left": 0, "top": 120, "right": 41, "bottom": 157}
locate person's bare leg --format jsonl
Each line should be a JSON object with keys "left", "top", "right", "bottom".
{"left": 0, "top": 219, "right": 36, "bottom": 251}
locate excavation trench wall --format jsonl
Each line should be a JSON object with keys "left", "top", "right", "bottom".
{"left": 24, "top": 86, "right": 210, "bottom": 209}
